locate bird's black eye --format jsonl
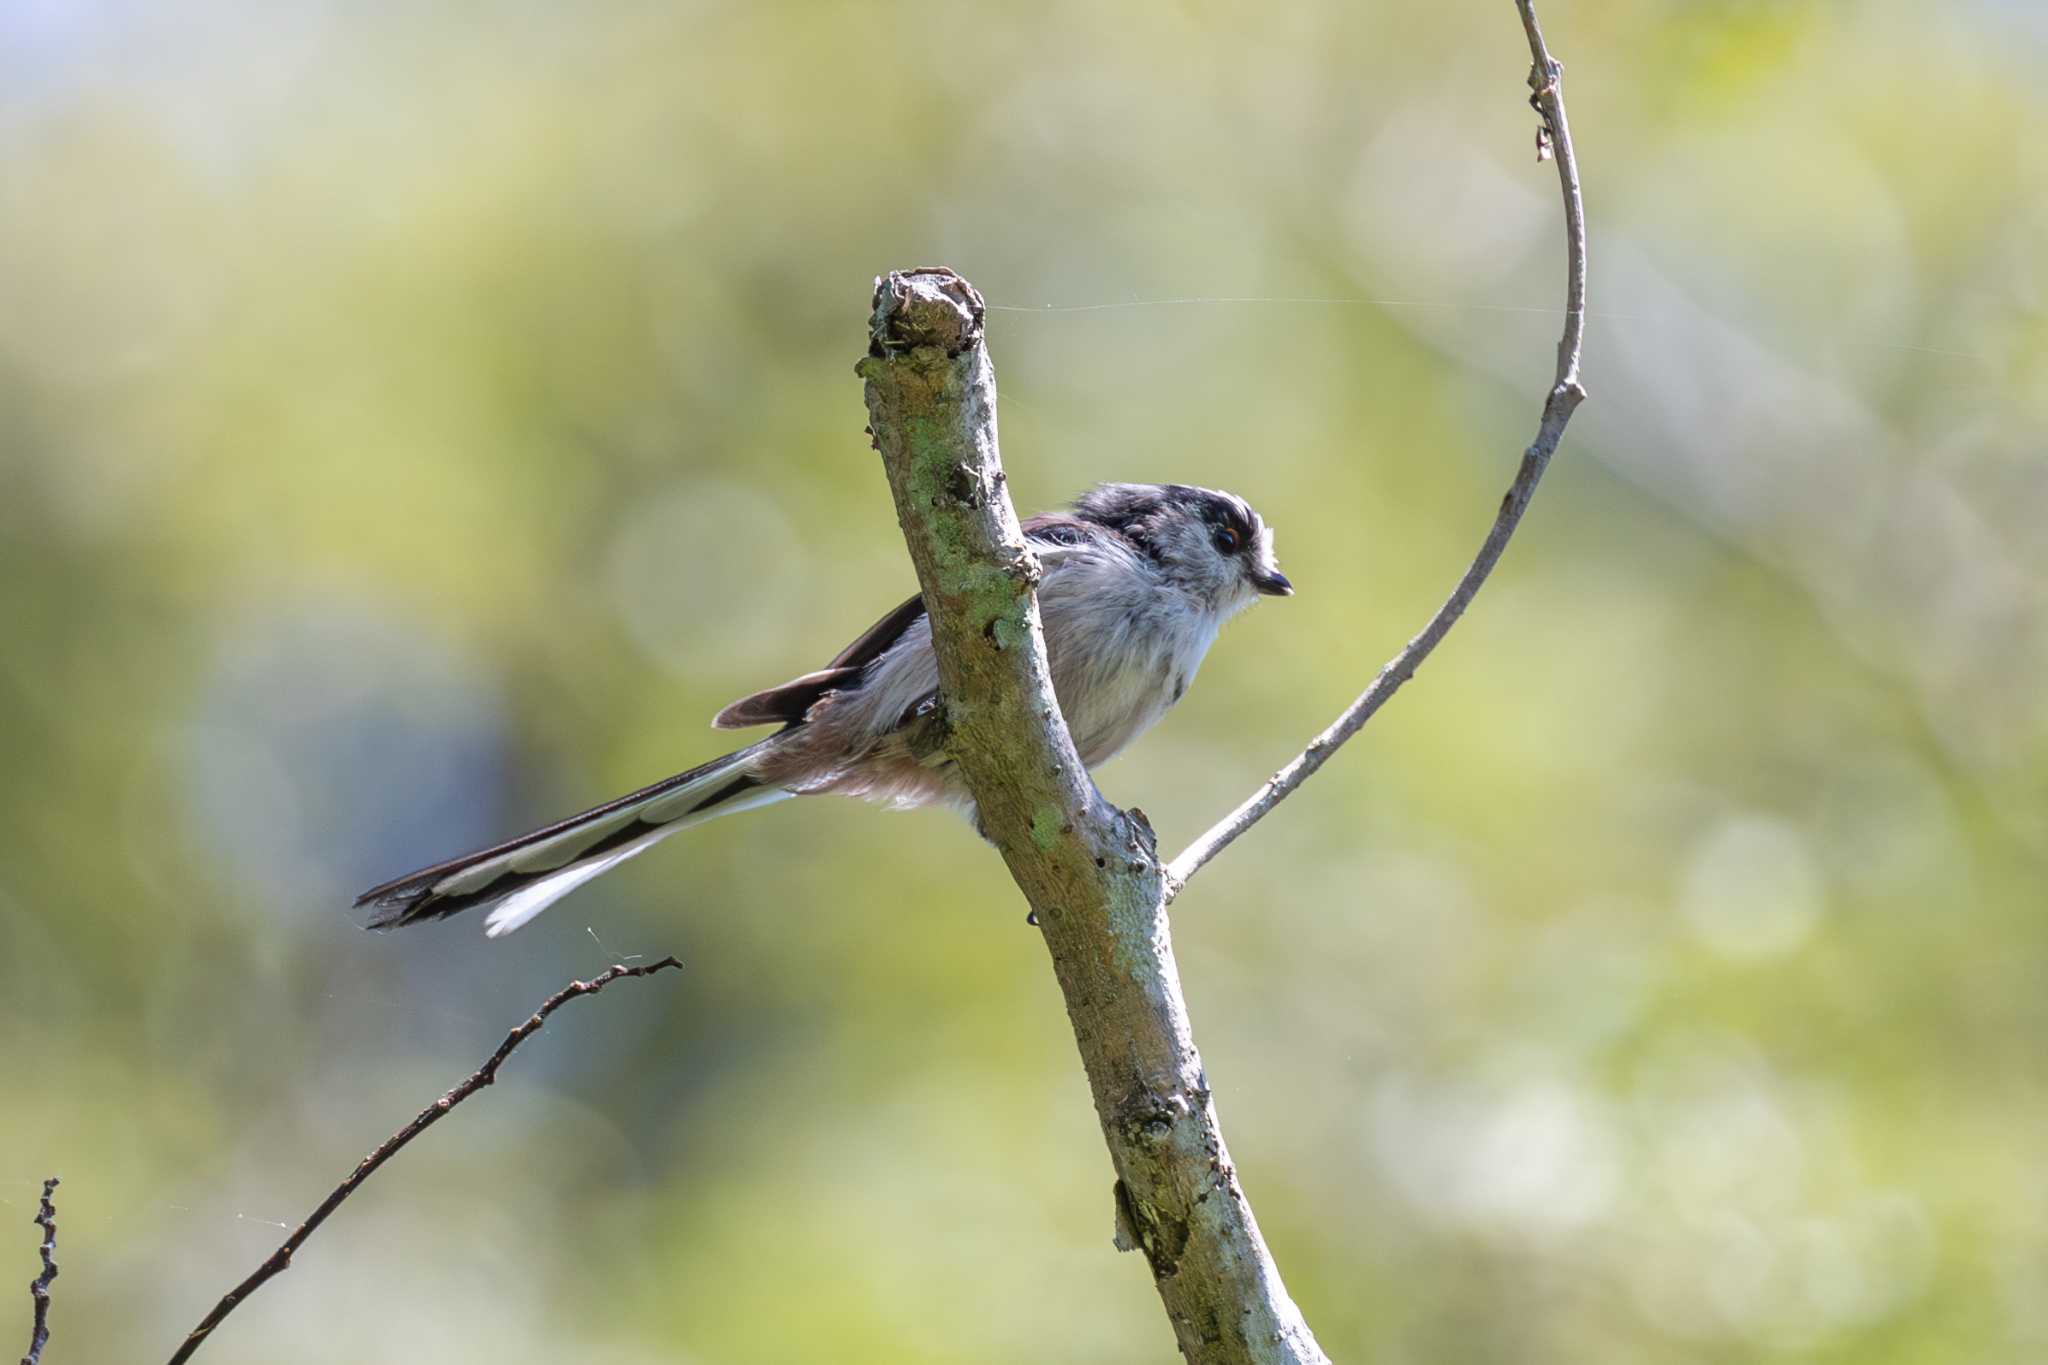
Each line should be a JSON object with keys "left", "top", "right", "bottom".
{"left": 1214, "top": 526, "right": 1243, "bottom": 554}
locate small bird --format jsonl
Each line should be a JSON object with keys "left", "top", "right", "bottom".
{"left": 356, "top": 482, "right": 1292, "bottom": 937}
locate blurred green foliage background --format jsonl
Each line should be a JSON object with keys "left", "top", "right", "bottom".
{"left": 4, "top": 0, "right": 2046, "bottom": 1361}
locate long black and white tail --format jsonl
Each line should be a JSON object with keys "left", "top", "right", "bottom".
{"left": 355, "top": 741, "right": 788, "bottom": 937}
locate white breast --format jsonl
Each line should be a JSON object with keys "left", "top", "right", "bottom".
{"left": 1039, "top": 541, "right": 1222, "bottom": 768}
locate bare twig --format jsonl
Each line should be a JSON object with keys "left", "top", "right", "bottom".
{"left": 860, "top": 270, "right": 1329, "bottom": 1364}
{"left": 19, "top": 1177, "right": 57, "bottom": 1365}
{"left": 166, "top": 957, "right": 683, "bottom": 1365}
{"left": 1163, "top": 0, "right": 1589, "bottom": 896}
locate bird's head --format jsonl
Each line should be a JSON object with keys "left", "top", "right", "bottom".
{"left": 1073, "top": 482, "right": 1292, "bottom": 614}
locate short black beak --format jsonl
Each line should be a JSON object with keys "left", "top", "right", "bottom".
{"left": 1252, "top": 568, "right": 1294, "bottom": 597}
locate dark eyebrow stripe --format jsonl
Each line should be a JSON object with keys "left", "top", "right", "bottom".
{"left": 1197, "top": 492, "right": 1254, "bottom": 538}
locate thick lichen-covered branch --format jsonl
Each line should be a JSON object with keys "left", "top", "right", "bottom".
{"left": 858, "top": 268, "right": 1329, "bottom": 1365}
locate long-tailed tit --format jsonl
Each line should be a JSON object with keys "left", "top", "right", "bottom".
{"left": 357, "top": 482, "right": 1292, "bottom": 936}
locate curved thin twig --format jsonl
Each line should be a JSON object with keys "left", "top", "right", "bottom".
{"left": 19, "top": 1176, "right": 57, "bottom": 1365}
{"left": 166, "top": 957, "right": 683, "bottom": 1365}
{"left": 1164, "top": 0, "right": 1587, "bottom": 897}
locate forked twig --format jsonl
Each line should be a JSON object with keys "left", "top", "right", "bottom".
{"left": 1164, "top": 0, "right": 1589, "bottom": 896}
{"left": 165, "top": 957, "right": 683, "bottom": 1364}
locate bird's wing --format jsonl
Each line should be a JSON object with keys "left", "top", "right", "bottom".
{"left": 711, "top": 515, "right": 1101, "bottom": 731}
{"left": 711, "top": 592, "right": 927, "bottom": 729}
{"left": 1019, "top": 511, "right": 1098, "bottom": 548}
